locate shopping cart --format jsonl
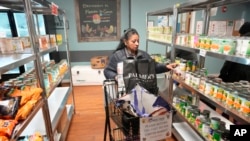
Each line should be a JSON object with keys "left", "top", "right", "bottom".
{"left": 103, "top": 79, "right": 173, "bottom": 141}
{"left": 103, "top": 79, "right": 140, "bottom": 141}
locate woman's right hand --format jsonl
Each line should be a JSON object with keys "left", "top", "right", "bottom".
{"left": 166, "top": 63, "right": 178, "bottom": 70}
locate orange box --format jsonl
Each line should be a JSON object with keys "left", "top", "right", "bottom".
{"left": 90, "top": 56, "right": 108, "bottom": 69}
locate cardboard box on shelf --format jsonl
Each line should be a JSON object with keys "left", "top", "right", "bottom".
{"left": 90, "top": 56, "right": 108, "bottom": 69}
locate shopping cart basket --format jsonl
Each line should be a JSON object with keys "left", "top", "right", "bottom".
{"left": 103, "top": 79, "right": 173, "bottom": 141}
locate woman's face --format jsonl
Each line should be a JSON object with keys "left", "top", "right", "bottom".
{"left": 124, "top": 34, "right": 139, "bottom": 54}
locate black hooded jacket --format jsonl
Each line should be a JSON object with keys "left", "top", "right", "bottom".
{"left": 104, "top": 48, "right": 169, "bottom": 79}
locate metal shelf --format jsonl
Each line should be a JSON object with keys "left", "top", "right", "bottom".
{"left": 205, "top": 51, "right": 250, "bottom": 65}
{"left": 173, "top": 106, "right": 208, "bottom": 141}
{"left": 0, "top": 54, "right": 35, "bottom": 74}
{"left": 59, "top": 104, "right": 74, "bottom": 141}
{"left": 40, "top": 46, "right": 57, "bottom": 56}
{"left": 147, "top": 39, "right": 172, "bottom": 46}
{"left": 147, "top": 0, "right": 250, "bottom": 16}
{"left": 172, "top": 100, "right": 234, "bottom": 141}
{"left": 172, "top": 122, "right": 203, "bottom": 141}
{"left": 174, "top": 45, "right": 200, "bottom": 54}
{"left": 173, "top": 45, "right": 250, "bottom": 65}
{"left": 47, "top": 87, "right": 72, "bottom": 132}
{"left": 173, "top": 77, "right": 250, "bottom": 124}
{"left": 47, "top": 68, "right": 69, "bottom": 97}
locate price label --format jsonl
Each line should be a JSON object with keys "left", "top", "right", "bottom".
{"left": 199, "top": 49, "right": 207, "bottom": 57}
{"left": 51, "top": 2, "right": 58, "bottom": 16}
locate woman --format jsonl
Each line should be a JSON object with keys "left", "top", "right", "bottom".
{"left": 104, "top": 28, "right": 177, "bottom": 79}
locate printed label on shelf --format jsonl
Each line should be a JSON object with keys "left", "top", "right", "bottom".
{"left": 199, "top": 49, "right": 207, "bottom": 57}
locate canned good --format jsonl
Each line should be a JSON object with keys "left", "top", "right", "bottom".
{"left": 212, "top": 130, "right": 223, "bottom": 141}
{"left": 202, "top": 109, "right": 211, "bottom": 119}
{"left": 222, "top": 38, "right": 236, "bottom": 55}
{"left": 234, "top": 94, "right": 243, "bottom": 111}
{"left": 210, "top": 117, "right": 221, "bottom": 130}
{"left": 202, "top": 121, "right": 211, "bottom": 138}
{"left": 240, "top": 96, "right": 250, "bottom": 117}
{"left": 190, "top": 110, "right": 200, "bottom": 124}
{"left": 226, "top": 91, "right": 236, "bottom": 108}
{"left": 205, "top": 80, "right": 213, "bottom": 95}
{"left": 192, "top": 73, "right": 200, "bottom": 89}
{"left": 211, "top": 37, "right": 220, "bottom": 52}
{"left": 199, "top": 76, "right": 206, "bottom": 92}
{"left": 185, "top": 71, "right": 191, "bottom": 85}
{"left": 235, "top": 37, "right": 243, "bottom": 56}
{"left": 223, "top": 87, "right": 232, "bottom": 103}
{"left": 186, "top": 60, "right": 192, "bottom": 71}
{"left": 179, "top": 99, "right": 187, "bottom": 111}
{"left": 241, "top": 38, "right": 250, "bottom": 57}
{"left": 216, "top": 84, "right": 224, "bottom": 101}
{"left": 185, "top": 106, "right": 192, "bottom": 118}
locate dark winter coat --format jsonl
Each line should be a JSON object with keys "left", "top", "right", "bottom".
{"left": 104, "top": 48, "right": 169, "bottom": 79}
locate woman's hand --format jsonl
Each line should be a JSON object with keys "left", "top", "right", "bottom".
{"left": 166, "top": 63, "right": 178, "bottom": 70}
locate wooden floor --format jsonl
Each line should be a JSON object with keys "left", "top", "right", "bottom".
{"left": 65, "top": 85, "right": 177, "bottom": 141}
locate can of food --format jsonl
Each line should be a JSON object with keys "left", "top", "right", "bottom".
{"left": 236, "top": 37, "right": 243, "bottom": 56}
{"left": 202, "top": 109, "right": 211, "bottom": 119}
{"left": 212, "top": 82, "right": 219, "bottom": 98}
{"left": 223, "top": 87, "right": 231, "bottom": 103}
{"left": 226, "top": 91, "right": 237, "bottom": 108}
{"left": 202, "top": 121, "right": 211, "bottom": 138}
{"left": 185, "top": 71, "right": 191, "bottom": 85}
{"left": 210, "top": 117, "right": 221, "bottom": 130}
{"left": 212, "top": 129, "right": 223, "bottom": 141}
{"left": 234, "top": 94, "right": 243, "bottom": 111}
{"left": 190, "top": 110, "right": 200, "bottom": 124}
{"left": 222, "top": 38, "right": 236, "bottom": 55}
{"left": 241, "top": 38, "right": 250, "bottom": 57}
{"left": 211, "top": 37, "right": 220, "bottom": 52}
{"left": 216, "top": 84, "right": 224, "bottom": 101}
{"left": 205, "top": 79, "right": 213, "bottom": 95}
{"left": 240, "top": 96, "right": 250, "bottom": 117}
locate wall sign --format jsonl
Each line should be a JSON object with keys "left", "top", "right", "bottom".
{"left": 75, "top": 0, "right": 121, "bottom": 42}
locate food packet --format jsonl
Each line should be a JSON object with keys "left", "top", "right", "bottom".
{"left": 0, "top": 135, "right": 9, "bottom": 141}
{"left": 0, "top": 97, "right": 21, "bottom": 119}
{"left": 15, "top": 100, "right": 38, "bottom": 121}
{"left": 0, "top": 119, "right": 17, "bottom": 137}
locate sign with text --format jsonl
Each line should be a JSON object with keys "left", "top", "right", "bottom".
{"left": 140, "top": 112, "right": 172, "bottom": 141}
{"left": 75, "top": 0, "right": 121, "bottom": 42}
{"left": 230, "top": 125, "right": 250, "bottom": 140}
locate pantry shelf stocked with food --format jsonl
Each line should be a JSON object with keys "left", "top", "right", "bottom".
{"left": 146, "top": 0, "right": 250, "bottom": 140}
{"left": 0, "top": 0, "right": 74, "bottom": 141}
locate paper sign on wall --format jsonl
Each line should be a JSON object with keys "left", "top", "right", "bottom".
{"left": 51, "top": 2, "right": 58, "bottom": 16}
{"left": 140, "top": 113, "right": 172, "bottom": 141}
{"left": 196, "top": 21, "right": 203, "bottom": 35}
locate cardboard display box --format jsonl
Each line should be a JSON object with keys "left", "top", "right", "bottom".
{"left": 90, "top": 56, "right": 108, "bottom": 69}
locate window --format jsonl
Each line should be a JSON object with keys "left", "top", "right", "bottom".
{"left": 14, "top": 13, "right": 46, "bottom": 36}
{"left": 0, "top": 12, "right": 12, "bottom": 37}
